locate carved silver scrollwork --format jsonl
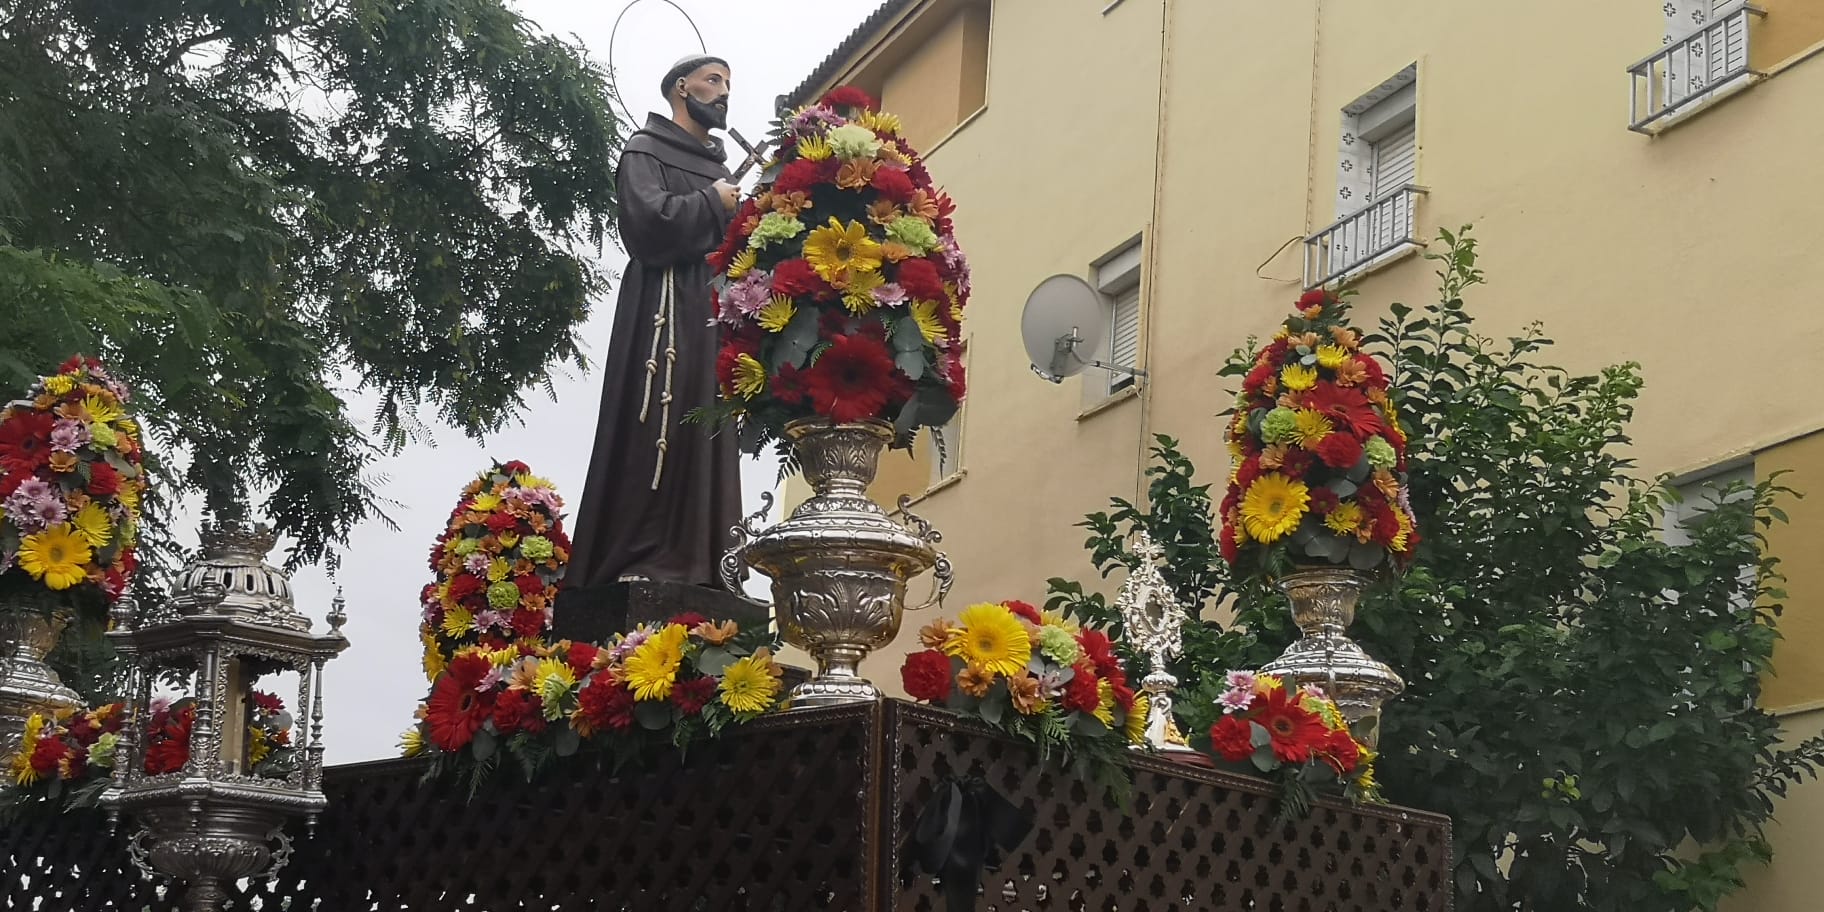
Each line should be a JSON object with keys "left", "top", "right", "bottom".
{"left": 127, "top": 827, "right": 156, "bottom": 879}
{"left": 896, "top": 497, "right": 953, "bottom": 613}
{"left": 262, "top": 826, "right": 294, "bottom": 881}
{"left": 720, "top": 491, "right": 775, "bottom": 607}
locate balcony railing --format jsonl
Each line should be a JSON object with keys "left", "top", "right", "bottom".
{"left": 1629, "top": 3, "right": 1763, "bottom": 133}
{"left": 1304, "top": 184, "right": 1427, "bottom": 290}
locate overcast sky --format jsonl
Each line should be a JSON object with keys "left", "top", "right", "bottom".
{"left": 267, "top": 0, "right": 878, "bottom": 763}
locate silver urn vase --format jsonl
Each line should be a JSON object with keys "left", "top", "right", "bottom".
{"left": 723, "top": 419, "right": 952, "bottom": 707}
{"left": 1259, "top": 567, "right": 1404, "bottom": 749}
{"left": 0, "top": 600, "right": 84, "bottom": 754}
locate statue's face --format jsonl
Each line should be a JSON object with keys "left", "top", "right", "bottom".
{"left": 677, "top": 63, "right": 731, "bottom": 130}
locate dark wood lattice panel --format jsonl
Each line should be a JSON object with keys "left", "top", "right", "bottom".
{"left": 2, "top": 704, "right": 877, "bottom": 911}
{"left": 882, "top": 701, "right": 1452, "bottom": 912}
{"left": 3, "top": 701, "right": 1448, "bottom": 911}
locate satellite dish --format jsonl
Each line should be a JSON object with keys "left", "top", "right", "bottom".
{"left": 1020, "top": 274, "right": 1146, "bottom": 385}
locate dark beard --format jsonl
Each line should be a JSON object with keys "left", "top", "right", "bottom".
{"left": 685, "top": 94, "right": 727, "bottom": 130}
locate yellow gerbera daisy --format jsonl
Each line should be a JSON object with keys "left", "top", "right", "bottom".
{"left": 624, "top": 624, "right": 688, "bottom": 701}
{"left": 727, "top": 248, "right": 758, "bottom": 280}
{"left": 1281, "top": 364, "right": 1318, "bottom": 391}
{"left": 1093, "top": 679, "right": 1117, "bottom": 727}
{"left": 1323, "top": 501, "right": 1365, "bottom": 537}
{"left": 757, "top": 296, "right": 796, "bottom": 332}
{"left": 69, "top": 502, "right": 111, "bottom": 548}
{"left": 943, "top": 603, "right": 1032, "bottom": 679}
{"left": 796, "top": 134, "right": 833, "bottom": 161}
{"left": 1239, "top": 473, "right": 1310, "bottom": 543}
{"left": 11, "top": 714, "right": 45, "bottom": 785}
{"left": 1392, "top": 509, "right": 1414, "bottom": 552}
{"left": 719, "top": 652, "right": 782, "bottom": 715}
{"left": 420, "top": 629, "right": 446, "bottom": 681}
{"left": 732, "top": 354, "right": 766, "bottom": 399}
{"left": 440, "top": 604, "right": 476, "bottom": 639}
{"left": 802, "top": 218, "right": 884, "bottom": 284}
{"left": 17, "top": 525, "right": 92, "bottom": 590}
{"left": 1124, "top": 695, "right": 1151, "bottom": 744}
{"left": 1315, "top": 344, "right": 1351, "bottom": 370}
{"left": 909, "top": 300, "right": 946, "bottom": 344}
{"left": 1289, "top": 409, "right": 1334, "bottom": 447}
{"left": 398, "top": 727, "right": 427, "bottom": 758}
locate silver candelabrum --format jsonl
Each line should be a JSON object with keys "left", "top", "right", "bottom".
{"left": 722, "top": 419, "right": 952, "bottom": 707}
{"left": 102, "top": 521, "right": 349, "bottom": 912}
{"left": 1116, "top": 530, "right": 1204, "bottom": 761}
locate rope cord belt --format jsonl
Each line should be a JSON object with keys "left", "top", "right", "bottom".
{"left": 638, "top": 267, "right": 679, "bottom": 490}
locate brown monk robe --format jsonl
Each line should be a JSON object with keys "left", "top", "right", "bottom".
{"left": 565, "top": 56, "right": 741, "bottom": 601}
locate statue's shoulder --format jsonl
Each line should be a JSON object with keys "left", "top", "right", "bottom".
{"left": 622, "top": 130, "right": 668, "bottom": 160}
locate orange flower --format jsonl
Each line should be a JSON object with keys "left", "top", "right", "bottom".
{"left": 513, "top": 559, "right": 535, "bottom": 576}
{"left": 879, "top": 144, "right": 912, "bottom": 166}
{"left": 1276, "top": 392, "right": 1302, "bottom": 410}
{"left": 1374, "top": 469, "right": 1400, "bottom": 499}
{"left": 1301, "top": 303, "right": 1324, "bottom": 319}
{"left": 523, "top": 593, "right": 549, "bottom": 612}
{"left": 1007, "top": 675, "right": 1043, "bottom": 715}
{"left": 34, "top": 393, "right": 59, "bottom": 410}
{"left": 1260, "top": 443, "right": 1290, "bottom": 470}
{"left": 1329, "top": 326, "right": 1360, "bottom": 349}
{"left": 528, "top": 514, "right": 550, "bottom": 533}
{"left": 906, "top": 189, "right": 940, "bottom": 222}
{"left": 49, "top": 452, "right": 78, "bottom": 473}
{"left": 867, "top": 199, "right": 902, "bottom": 226}
{"left": 880, "top": 240, "right": 917, "bottom": 263}
{"left": 1264, "top": 375, "right": 1279, "bottom": 396}
{"left": 1333, "top": 360, "right": 1368, "bottom": 386}
{"left": 957, "top": 663, "right": 994, "bottom": 698}
{"left": 1365, "top": 386, "right": 1389, "bottom": 405}
{"left": 836, "top": 158, "right": 879, "bottom": 189}
{"left": 54, "top": 401, "right": 89, "bottom": 422}
{"left": 771, "top": 190, "right": 811, "bottom": 218}
{"left": 1295, "top": 331, "right": 1321, "bottom": 349}
{"left": 740, "top": 214, "right": 761, "bottom": 235}
{"left": 65, "top": 491, "right": 91, "bottom": 511}
{"left": 693, "top": 620, "right": 740, "bottom": 645}
{"left": 919, "top": 619, "right": 954, "bottom": 649}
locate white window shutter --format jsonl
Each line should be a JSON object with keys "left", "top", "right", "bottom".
{"left": 1109, "top": 286, "right": 1140, "bottom": 391}
{"left": 1366, "top": 123, "right": 1417, "bottom": 252}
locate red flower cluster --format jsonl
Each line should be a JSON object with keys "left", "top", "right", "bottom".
{"left": 10, "top": 702, "right": 123, "bottom": 787}
{"left": 419, "top": 463, "right": 570, "bottom": 678}
{"left": 1206, "top": 674, "right": 1373, "bottom": 793}
{"left": 143, "top": 700, "right": 197, "bottom": 776}
{"left": 1220, "top": 289, "right": 1419, "bottom": 571}
{"left": 708, "top": 85, "right": 970, "bottom": 452}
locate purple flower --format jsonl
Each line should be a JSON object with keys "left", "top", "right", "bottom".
{"left": 872, "top": 283, "right": 909, "bottom": 307}
{"left": 475, "top": 609, "right": 505, "bottom": 632}
{"left": 477, "top": 665, "right": 504, "bottom": 693}
{"left": 1300, "top": 684, "right": 1328, "bottom": 702}
{"left": 1224, "top": 670, "right": 1257, "bottom": 692}
{"left": 465, "top": 553, "right": 491, "bottom": 574}
{"left": 724, "top": 273, "right": 771, "bottom": 320}
{"left": 1218, "top": 687, "right": 1256, "bottom": 715}
{"left": 50, "top": 419, "right": 91, "bottom": 453}
{"left": 3, "top": 479, "right": 65, "bottom": 533}
{"left": 791, "top": 106, "right": 846, "bottom": 134}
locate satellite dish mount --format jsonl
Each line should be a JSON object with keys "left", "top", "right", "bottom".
{"left": 1020, "top": 274, "right": 1149, "bottom": 386}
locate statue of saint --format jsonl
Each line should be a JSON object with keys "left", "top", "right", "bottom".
{"left": 565, "top": 55, "right": 742, "bottom": 602}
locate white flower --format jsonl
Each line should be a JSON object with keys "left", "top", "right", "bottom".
{"left": 827, "top": 123, "right": 883, "bottom": 160}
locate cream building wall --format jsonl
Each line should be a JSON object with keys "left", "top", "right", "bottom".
{"left": 786, "top": 3, "right": 1824, "bottom": 906}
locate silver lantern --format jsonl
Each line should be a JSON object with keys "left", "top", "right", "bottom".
{"left": 723, "top": 419, "right": 952, "bottom": 707}
{"left": 1114, "top": 530, "right": 1203, "bottom": 761}
{"left": 1259, "top": 567, "right": 1403, "bottom": 749}
{"left": 102, "top": 521, "right": 348, "bottom": 912}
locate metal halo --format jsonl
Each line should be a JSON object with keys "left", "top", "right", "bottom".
{"left": 607, "top": 0, "right": 708, "bottom": 124}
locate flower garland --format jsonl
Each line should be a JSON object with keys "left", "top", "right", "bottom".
{"left": 1201, "top": 671, "right": 1381, "bottom": 818}
{"left": 900, "top": 601, "right": 1142, "bottom": 791}
{"left": 1221, "top": 290, "right": 1419, "bottom": 573}
{"left": 6, "top": 702, "right": 123, "bottom": 797}
{"left": 401, "top": 614, "right": 788, "bottom": 787}
{"left": 705, "top": 85, "right": 969, "bottom": 453}
{"left": 0, "top": 356, "right": 147, "bottom": 608}
{"left": 138, "top": 692, "right": 296, "bottom": 779}
{"left": 418, "top": 461, "right": 570, "bottom": 681}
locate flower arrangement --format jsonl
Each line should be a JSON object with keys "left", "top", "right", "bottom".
{"left": 401, "top": 614, "right": 788, "bottom": 786}
{"left": 704, "top": 85, "right": 969, "bottom": 453}
{"left": 1220, "top": 290, "right": 1418, "bottom": 573}
{"left": 139, "top": 691, "right": 296, "bottom": 779}
{"left": 6, "top": 702, "right": 124, "bottom": 798}
{"left": 1202, "top": 671, "right": 1381, "bottom": 816}
{"left": 419, "top": 461, "right": 570, "bottom": 681}
{"left": 0, "top": 356, "right": 146, "bottom": 609}
{"left": 900, "top": 600, "right": 1143, "bottom": 787}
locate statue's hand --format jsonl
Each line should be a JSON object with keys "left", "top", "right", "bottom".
{"left": 712, "top": 179, "right": 739, "bottom": 213}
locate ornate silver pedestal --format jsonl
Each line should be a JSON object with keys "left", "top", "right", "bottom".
{"left": 723, "top": 419, "right": 952, "bottom": 707}
{"left": 1116, "top": 531, "right": 1204, "bottom": 762}
{"left": 0, "top": 604, "right": 83, "bottom": 754}
{"left": 1259, "top": 567, "right": 1404, "bottom": 748}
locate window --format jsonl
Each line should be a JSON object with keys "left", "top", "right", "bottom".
{"left": 928, "top": 340, "right": 967, "bottom": 485}
{"left": 1665, "top": 460, "right": 1757, "bottom": 613}
{"left": 1306, "top": 66, "right": 1425, "bottom": 289}
{"left": 1086, "top": 238, "right": 1143, "bottom": 403}
{"left": 1629, "top": 0, "right": 1761, "bottom": 132}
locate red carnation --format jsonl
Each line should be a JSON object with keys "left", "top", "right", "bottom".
{"left": 86, "top": 461, "right": 121, "bottom": 497}
{"left": 1061, "top": 663, "right": 1103, "bottom": 715}
{"left": 804, "top": 334, "right": 896, "bottom": 424}
{"left": 1003, "top": 600, "right": 1043, "bottom": 624}
{"left": 251, "top": 691, "right": 284, "bottom": 714}
{"left": 1280, "top": 447, "right": 1315, "bottom": 478}
{"left": 669, "top": 612, "right": 710, "bottom": 629}
{"left": 870, "top": 166, "right": 916, "bottom": 202}
{"left": 485, "top": 511, "right": 520, "bottom": 533}
{"left": 0, "top": 411, "right": 54, "bottom": 474}
{"left": 498, "top": 461, "right": 531, "bottom": 475}
{"left": 1358, "top": 356, "right": 1387, "bottom": 386}
{"left": 1078, "top": 629, "right": 1121, "bottom": 678}
{"left": 942, "top": 352, "right": 967, "bottom": 402}
{"left": 0, "top": 471, "right": 26, "bottom": 498}
{"left": 671, "top": 676, "right": 718, "bottom": 717}
{"left": 1219, "top": 523, "right": 1240, "bottom": 563}
{"left": 895, "top": 258, "right": 948, "bottom": 302}
{"left": 511, "top": 608, "right": 546, "bottom": 639}
{"left": 30, "top": 735, "right": 71, "bottom": 776}
{"left": 716, "top": 339, "right": 756, "bottom": 394}
{"left": 57, "top": 355, "right": 84, "bottom": 374}
{"left": 1210, "top": 714, "right": 1255, "bottom": 763}
{"left": 1296, "top": 289, "right": 1333, "bottom": 313}
{"left": 773, "top": 363, "right": 810, "bottom": 405}
{"left": 820, "top": 85, "right": 877, "bottom": 111}
{"left": 771, "top": 258, "right": 829, "bottom": 298}
{"left": 1316, "top": 433, "right": 1363, "bottom": 469}
{"left": 1234, "top": 456, "right": 1263, "bottom": 492}
{"left": 448, "top": 574, "right": 483, "bottom": 603}
{"left": 514, "top": 574, "right": 544, "bottom": 597}
{"left": 1320, "top": 728, "right": 1361, "bottom": 775}
{"left": 566, "top": 642, "right": 600, "bottom": 678}
{"left": 577, "top": 676, "right": 636, "bottom": 733}
{"left": 1242, "top": 360, "right": 1275, "bottom": 395}
{"left": 1371, "top": 506, "right": 1401, "bottom": 546}
{"left": 773, "top": 158, "right": 829, "bottom": 195}
{"left": 1109, "top": 674, "right": 1136, "bottom": 714}
{"left": 491, "top": 687, "right": 546, "bottom": 735}
{"left": 901, "top": 649, "right": 954, "bottom": 703}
